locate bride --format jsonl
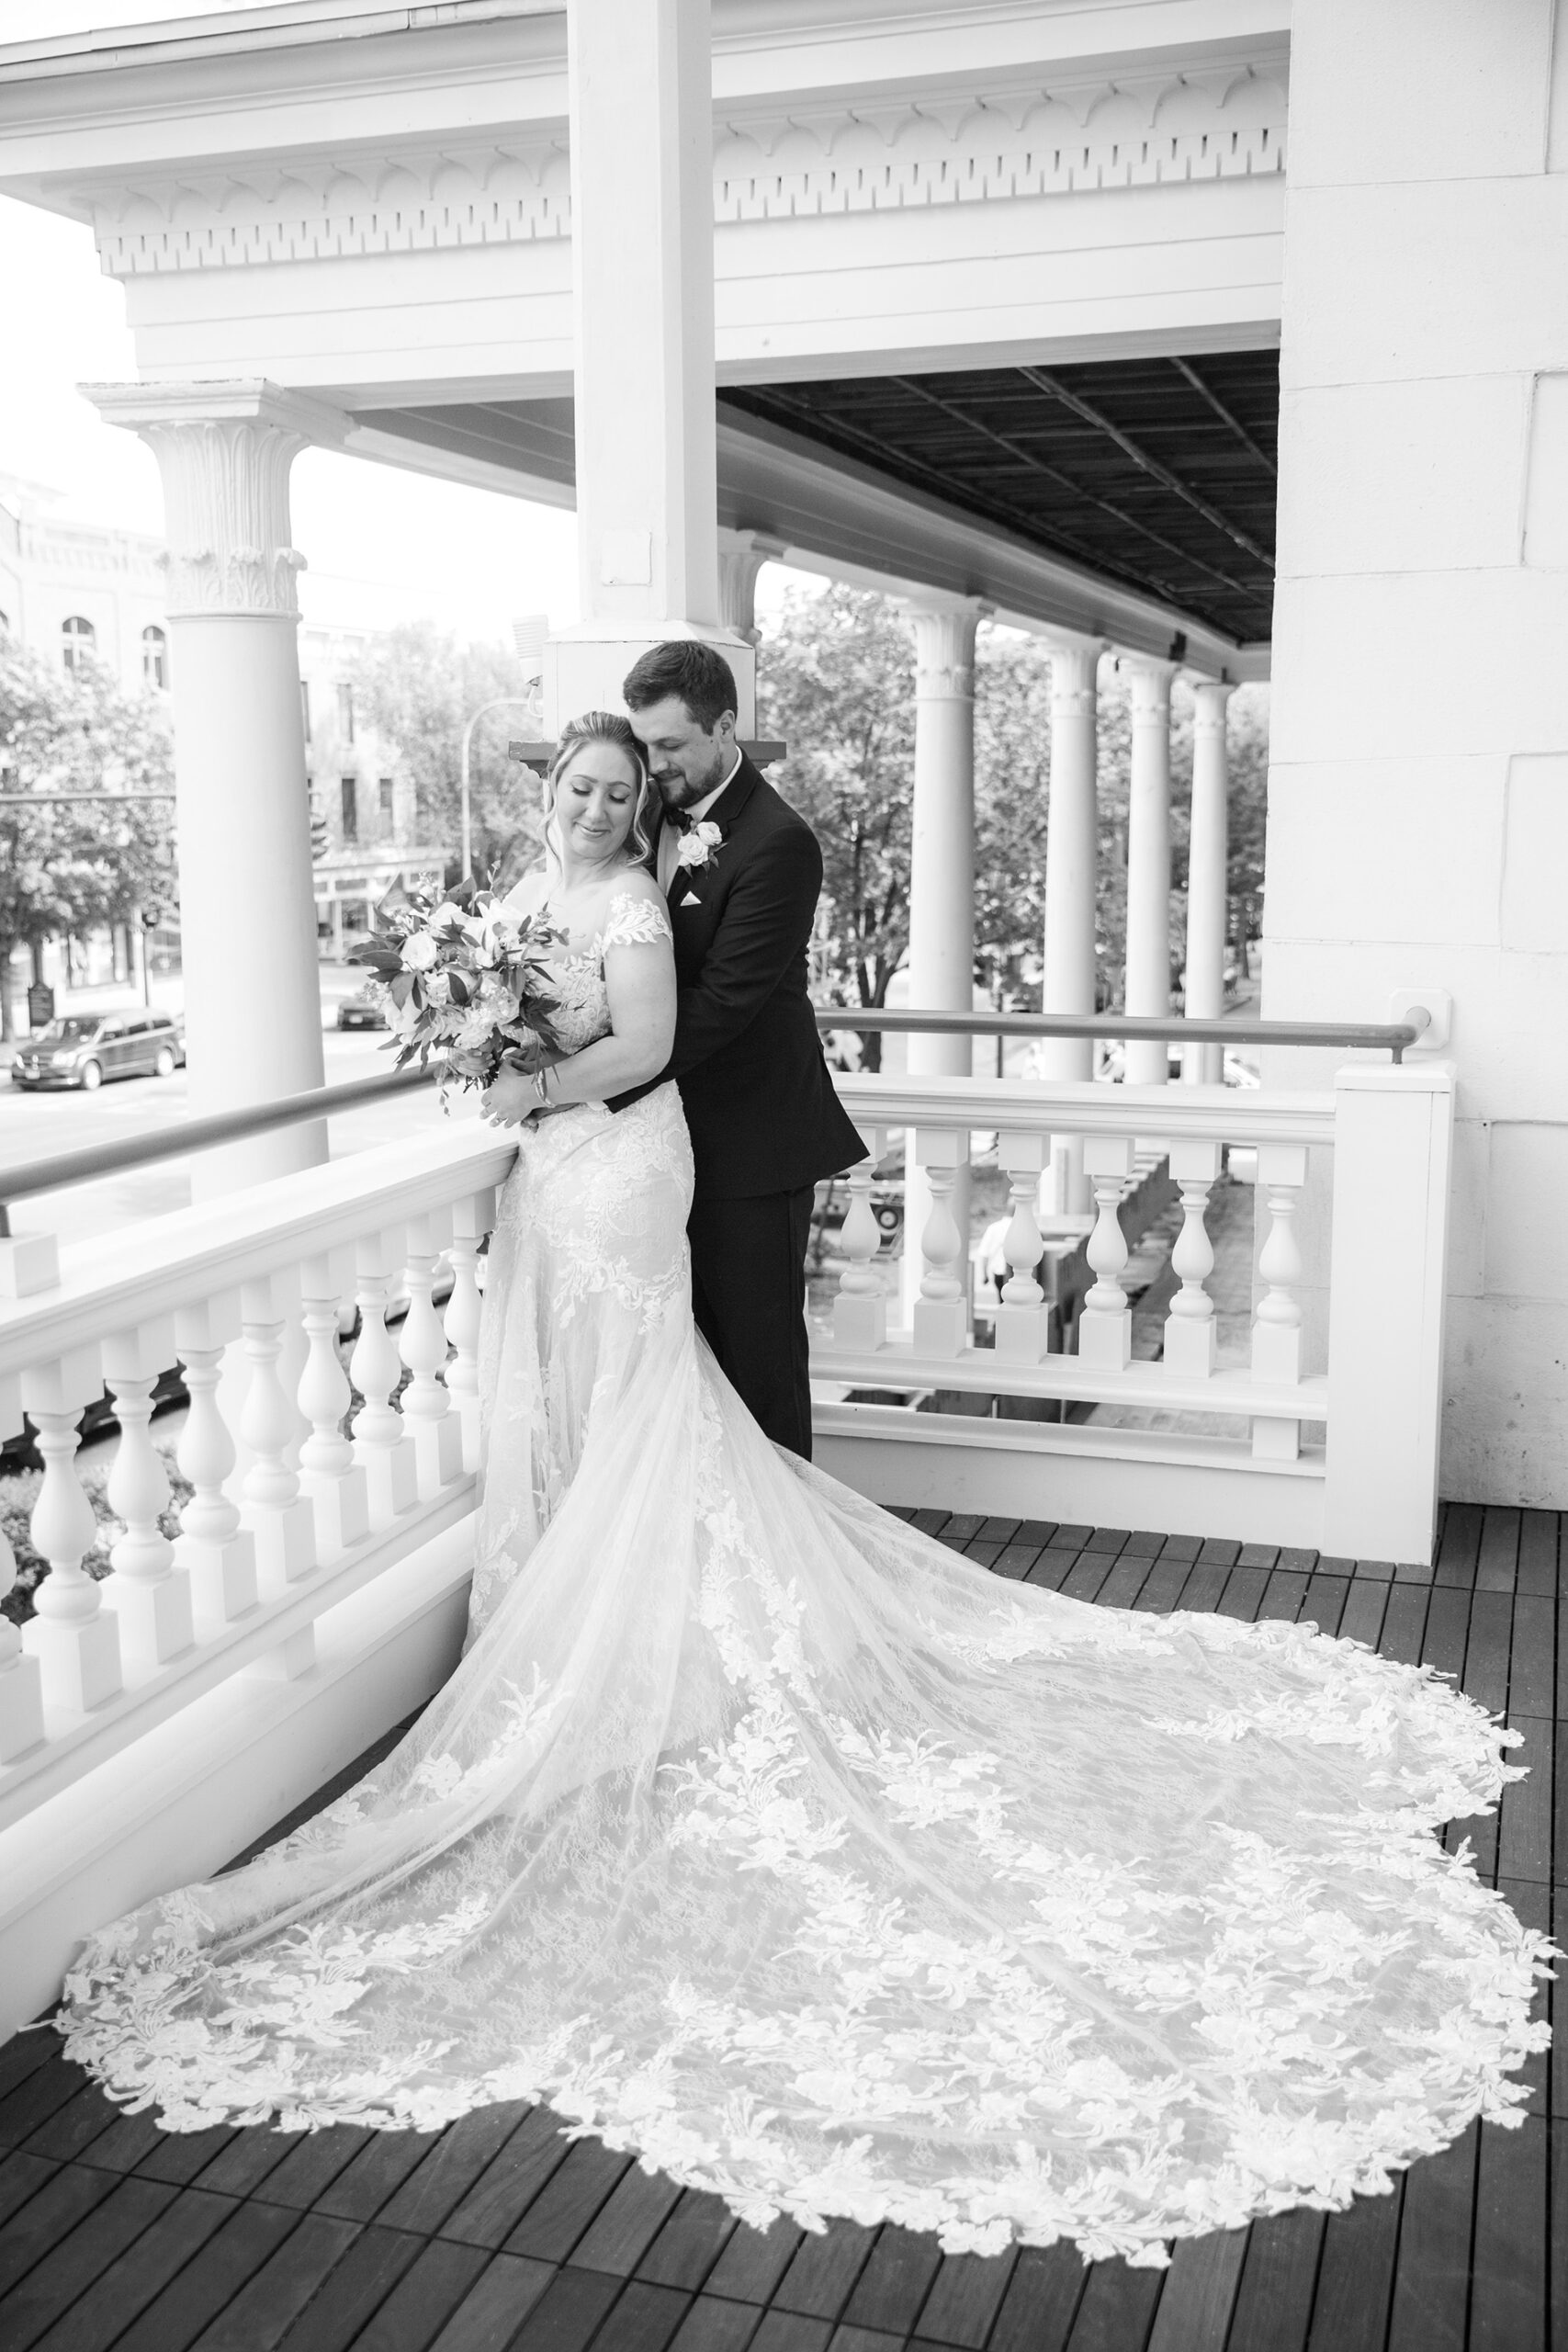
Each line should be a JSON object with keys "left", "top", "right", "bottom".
{"left": 60, "top": 713, "right": 1549, "bottom": 2267}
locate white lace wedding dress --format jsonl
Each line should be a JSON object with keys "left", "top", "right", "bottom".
{"left": 60, "top": 894, "right": 1551, "bottom": 2267}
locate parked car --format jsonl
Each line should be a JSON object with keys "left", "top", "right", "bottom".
{"left": 337, "top": 986, "right": 389, "bottom": 1032}
{"left": 1096, "top": 1042, "right": 1261, "bottom": 1087}
{"left": 10, "top": 1012, "right": 186, "bottom": 1091}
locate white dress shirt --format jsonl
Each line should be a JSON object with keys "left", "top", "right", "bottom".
{"left": 656, "top": 747, "right": 743, "bottom": 892}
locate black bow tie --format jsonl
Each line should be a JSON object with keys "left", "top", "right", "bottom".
{"left": 665, "top": 807, "right": 694, "bottom": 833}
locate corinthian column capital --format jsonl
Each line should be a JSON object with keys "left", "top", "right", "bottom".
{"left": 1117, "top": 652, "right": 1181, "bottom": 729}
{"left": 906, "top": 594, "right": 990, "bottom": 701}
{"left": 1043, "top": 629, "right": 1106, "bottom": 717}
{"left": 1190, "top": 677, "right": 1237, "bottom": 736}
{"left": 83, "top": 379, "right": 350, "bottom": 620}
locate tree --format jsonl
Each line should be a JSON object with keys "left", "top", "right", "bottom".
{"left": 758, "top": 587, "right": 915, "bottom": 1069}
{"left": 350, "top": 624, "right": 544, "bottom": 886}
{"left": 0, "top": 641, "right": 175, "bottom": 1040}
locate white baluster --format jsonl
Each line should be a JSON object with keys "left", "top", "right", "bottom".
{"left": 0, "top": 1376, "right": 45, "bottom": 1762}
{"left": 833, "top": 1125, "right": 886, "bottom": 1352}
{"left": 401, "top": 1209, "right": 465, "bottom": 1492}
{"left": 20, "top": 1349, "right": 120, "bottom": 1713}
{"left": 1251, "top": 1143, "right": 1307, "bottom": 1463}
{"left": 239, "top": 1271, "right": 317, "bottom": 1592}
{"left": 1077, "top": 1135, "right": 1134, "bottom": 1370}
{"left": 1162, "top": 1139, "right": 1221, "bottom": 1377}
{"left": 1252, "top": 1145, "right": 1307, "bottom": 1382}
{"left": 352, "top": 1230, "right": 420, "bottom": 1525}
{"left": 297, "top": 1249, "right": 369, "bottom": 1554}
{"left": 445, "top": 1190, "right": 494, "bottom": 1475}
{"left": 173, "top": 1295, "right": 257, "bottom": 1625}
{"left": 994, "top": 1131, "right": 1048, "bottom": 1363}
{"left": 101, "top": 1319, "right": 194, "bottom": 1668}
{"left": 911, "top": 1126, "right": 970, "bottom": 1356}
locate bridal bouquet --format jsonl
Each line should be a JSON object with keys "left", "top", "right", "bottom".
{"left": 351, "top": 878, "right": 565, "bottom": 1091}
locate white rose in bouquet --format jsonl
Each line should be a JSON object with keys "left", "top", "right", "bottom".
{"left": 400, "top": 931, "right": 440, "bottom": 972}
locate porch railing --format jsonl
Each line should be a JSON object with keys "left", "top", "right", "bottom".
{"left": 807, "top": 1043, "right": 1453, "bottom": 1573}
{"left": 0, "top": 1018, "right": 1452, "bottom": 2029}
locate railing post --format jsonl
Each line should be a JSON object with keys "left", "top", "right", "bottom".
{"left": 351, "top": 1228, "right": 420, "bottom": 1525}
{"left": 1163, "top": 1139, "right": 1221, "bottom": 1376}
{"left": 833, "top": 1126, "right": 887, "bottom": 1352}
{"left": 20, "top": 1348, "right": 118, "bottom": 1714}
{"left": 297, "top": 1247, "right": 370, "bottom": 1554}
{"left": 995, "top": 1130, "right": 1048, "bottom": 1363}
{"left": 1077, "top": 1135, "right": 1134, "bottom": 1369}
{"left": 101, "top": 1317, "right": 195, "bottom": 1668}
{"left": 444, "top": 1190, "right": 494, "bottom": 1475}
{"left": 400, "top": 1209, "right": 465, "bottom": 1493}
{"left": 1322, "top": 1063, "right": 1454, "bottom": 1562}
{"left": 173, "top": 1295, "right": 258, "bottom": 1624}
{"left": 911, "top": 1125, "right": 970, "bottom": 1356}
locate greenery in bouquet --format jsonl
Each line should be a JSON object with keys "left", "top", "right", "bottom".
{"left": 352, "top": 876, "right": 566, "bottom": 1090}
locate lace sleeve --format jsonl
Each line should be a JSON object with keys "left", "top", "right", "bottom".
{"left": 603, "top": 892, "right": 674, "bottom": 951}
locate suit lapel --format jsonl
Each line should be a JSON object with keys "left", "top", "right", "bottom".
{"left": 663, "top": 750, "right": 765, "bottom": 913}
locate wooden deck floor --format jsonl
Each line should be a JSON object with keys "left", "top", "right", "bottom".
{"left": 0, "top": 1500, "right": 1561, "bottom": 2352}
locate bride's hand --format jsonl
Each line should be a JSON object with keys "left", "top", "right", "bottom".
{"left": 481, "top": 1064, "right": 540, "bottom": 1126}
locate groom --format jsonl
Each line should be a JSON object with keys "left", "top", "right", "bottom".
{"left": 613, "top": 640, "right": 864, "bottom": 1458}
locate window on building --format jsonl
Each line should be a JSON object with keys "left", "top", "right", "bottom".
{"left": 340, "top": 775, "right": 358, "bottom": 843}
{"left": 378, "top": 777, "right": 395, "bottom": 829}
{"left": 336, "top": 683, "right": 355, "bottom": 742}
{"left": 141, "top": 625, "right": 167, "bottom": 690}
{"left": 300, "top": 680, "right": 311, "bottom": 743}
{"left": 61, "top": 616, "right": 96, "bottom": 673}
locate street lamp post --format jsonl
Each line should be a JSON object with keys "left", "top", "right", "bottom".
{"left": 460, "top": 698, "right": 537, "bottom": 881}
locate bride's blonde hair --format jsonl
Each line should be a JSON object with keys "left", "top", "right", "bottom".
{"left": 543, "top": 711, "right": 659, "bottom": 872}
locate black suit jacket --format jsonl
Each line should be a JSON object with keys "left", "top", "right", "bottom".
{"left": 611, "top": 752, "right": 865, "bottom": 1201}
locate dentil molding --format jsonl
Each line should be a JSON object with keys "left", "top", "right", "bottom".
{"left": 82, "top": 62, "right": 1285, "bottom": 278}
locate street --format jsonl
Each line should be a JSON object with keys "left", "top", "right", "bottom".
{"left": 0, "top": 965, "right": 469, "bottom": 1246}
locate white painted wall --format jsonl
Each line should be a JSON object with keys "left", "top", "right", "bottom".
{"left": 1265, "top": 0, "right": 1568, "bottom": 1507}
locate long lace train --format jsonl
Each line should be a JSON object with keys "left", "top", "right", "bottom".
{"left": 59, "top": 1083, "right": 1552, "bottom": 2267}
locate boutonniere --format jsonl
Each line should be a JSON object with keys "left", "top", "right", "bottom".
{"left": 674, "top": 819, "right": 724, "bottom": 873}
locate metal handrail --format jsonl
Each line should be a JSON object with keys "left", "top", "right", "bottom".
{"left": 0, "top": 1064, "right": 437, "bottom": 1227}
{"left": 813, "top": 1006, "right": 1430, "bottom": 1061}
{"left": 0, "top": 1002, "right": 1427, "bottom": 1228}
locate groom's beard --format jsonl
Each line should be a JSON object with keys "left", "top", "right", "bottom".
{"left": 656, "top": 752, "right": 728, "bottom": 811}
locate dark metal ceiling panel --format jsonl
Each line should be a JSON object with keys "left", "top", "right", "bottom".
{"left": 722, "top": 352, "right": 1278, "bottom": 643}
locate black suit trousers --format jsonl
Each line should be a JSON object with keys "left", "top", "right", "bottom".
{"left": 688, "top": 1187, "right": 816, "bottom": 1459}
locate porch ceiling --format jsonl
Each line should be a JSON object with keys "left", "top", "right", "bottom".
{"left": 724, "top": 352, "right": 1278, "bottom": 646}
{"left": 352, "top": 348, "right": 1278, "bottom": 662}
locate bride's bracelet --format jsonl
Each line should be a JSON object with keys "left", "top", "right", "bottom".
{"left": 534, "top": 1064, "right": 552, "bottom": 1106}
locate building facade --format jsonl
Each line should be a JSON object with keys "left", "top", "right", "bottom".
{"left": 298, "top": 624, "right": 450, "bottom": 956}
{"left": 0, "top": 474, "right": 168, "bottom": 695}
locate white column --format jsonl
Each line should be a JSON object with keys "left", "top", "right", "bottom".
{"left": 901, "top": 598, "right": 985, "bottom": 1329}
{"left": 1122, "top": 658, "right": 1179, "bottom": 1088}
{"left": 86, "top": 381, "right": 348, "bottom": 1193}
{"left": 1040, "top": 634, "right": 1104, "bottom": 1214}
{"left": 548, "top": 0, "right": 753, "bottom": 728}
{"left": 716, "top": 528, "right": 787, "bottom": 648}
{"left": 1182, "top": 681, "right": 1234, "bottom": 1084}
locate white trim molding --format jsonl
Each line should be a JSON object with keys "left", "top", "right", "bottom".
{"left": 77, "top": 64, "right": 1285, "bottom": 279}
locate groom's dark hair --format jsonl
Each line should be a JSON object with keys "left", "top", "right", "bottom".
{"left": 623, "top": 641, "right": 738, "bottom": 734}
